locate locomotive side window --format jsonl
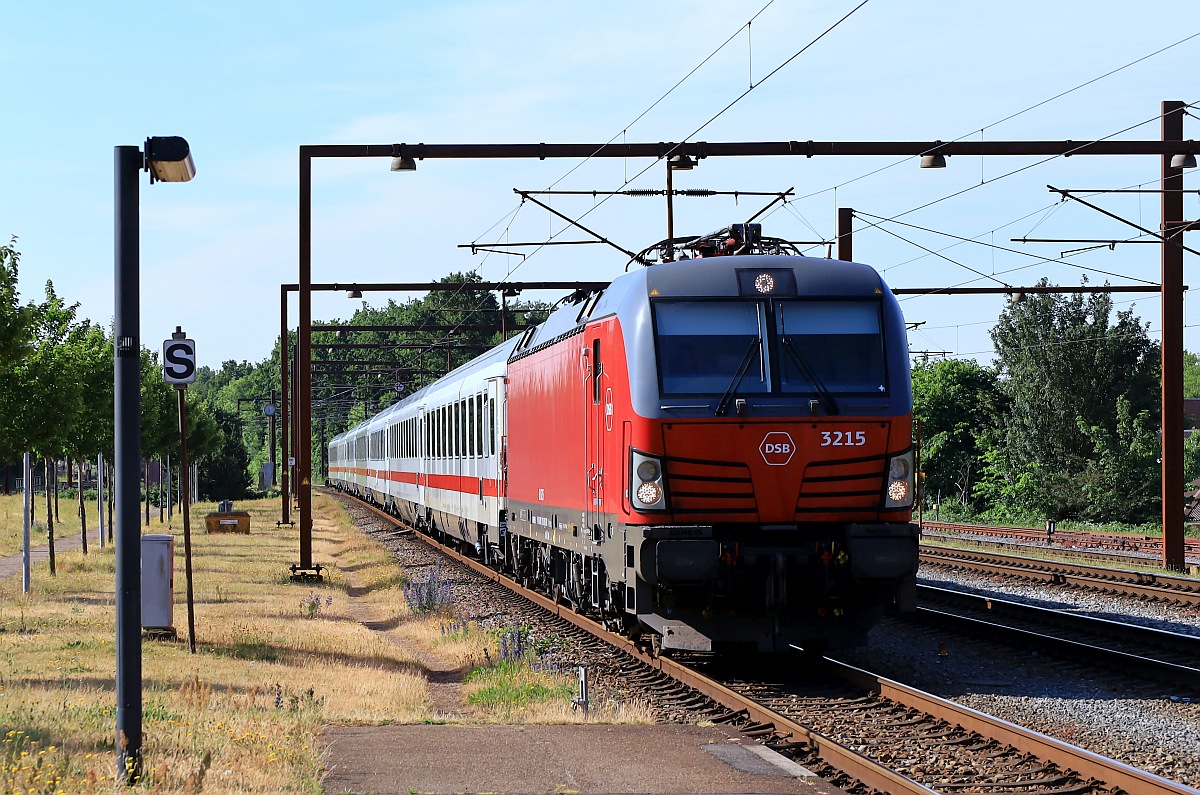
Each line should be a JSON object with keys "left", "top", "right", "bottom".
{"left": 776, "top": 300, "right": 887, "bottom": 395}
{"left": 655, "top": 301, "right": 769, "bottom": 395}
{"left": 592, "top": 339, "right": 602, "bottom": 404}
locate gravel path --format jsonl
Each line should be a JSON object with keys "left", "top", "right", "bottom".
{"left": 338, "top": 500, "right": 718, "bottom": 725}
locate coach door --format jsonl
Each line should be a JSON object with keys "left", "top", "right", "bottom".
{"left": 584, "top": 336, "right": 607, "bottom": 539}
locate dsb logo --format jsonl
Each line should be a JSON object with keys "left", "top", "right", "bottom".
{"left": 759, "top": 432, "right": 796, "bottom": 466}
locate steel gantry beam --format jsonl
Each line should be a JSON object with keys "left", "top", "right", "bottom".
{"left": 299, "top": 110, "right": 1196, "bottom": 573}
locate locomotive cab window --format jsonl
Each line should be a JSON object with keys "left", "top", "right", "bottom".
{"left": 654, "top": 301, "right": 769, "bottom": 396}
{"left": 776, "top": 300, "right": 887, "bottom": 395}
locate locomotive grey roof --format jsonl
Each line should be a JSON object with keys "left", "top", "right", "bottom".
{"left": 643, "top": 254, "right": 887, "bottom": 298}
{"left": 513, "top": 255, "right": 888, "bottom": 356}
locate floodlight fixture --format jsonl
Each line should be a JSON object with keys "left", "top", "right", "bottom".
{"left": 920, "top": 152, "right": 947, "bottom": 169}
{"left": 347, "top": 289, "right": 363, "bottom": 298}
{"left": 1171, "top": 152, "right": 1197, "bottom": 169}
{"left": 668, "top": 153, "right": 696, "bottom": 171}
{"left": 144, "top": 136, "right": 196, "bottom": 183}
{"left": 390, "top": 143, "right": 417, "bottom": 172}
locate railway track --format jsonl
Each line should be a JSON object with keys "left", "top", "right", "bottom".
{"left": 912, "top": 583, "right": 1200, "bottom": 693}
{"left": 920, "top": 543, "right": 1200, "bottom": 606}
{"left": 922, "top": 520, "right": 1200, "bottom": 564}
{"left": 328, "top": 488, "right": 1200, "bottom": 795}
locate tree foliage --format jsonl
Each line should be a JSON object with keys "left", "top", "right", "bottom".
{"left": 0, "top": 236, "right": 34, "bottom": 373}
{"left": 0, "top": 282, "right": 85, "bottom": 459}
{"left": 0, "top": 240, "right": 230, "bottom": 498}
{"left": 911, "top": 357, "right": 1003, "bottom": 509}
{"left": 979, "top": 281, "right": 1160, "bottom": 522}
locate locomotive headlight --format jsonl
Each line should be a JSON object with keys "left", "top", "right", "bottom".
{"left": 636, "top": 460, "right": 660, "bottom": 481}
{"left": 630, "top": 450, "right": 667, "bottom": 511}
{"left": 636, "top": 481, "right": 663, "bottom": 505}
{"left": 884, "top": 451, "right": 915, "bottom": 509}
{"left": 754, "top": 272, "right": 775, "bottom": 294}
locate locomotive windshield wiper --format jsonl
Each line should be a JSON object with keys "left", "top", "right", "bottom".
{"left": 715, "top": 338, "right": 762, "bottom": 417}
{"left": 780, "top": 337, "right": 839, "bottom": 416}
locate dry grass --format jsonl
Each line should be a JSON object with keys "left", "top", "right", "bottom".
{"left": 1, "top": 492, "right": 652, "bottom": 793}
{"left": 0, "top": 489, "right": 173, "bottom": 559}
{"left": 1, "top": 495, "right": 426, "bottom": 793}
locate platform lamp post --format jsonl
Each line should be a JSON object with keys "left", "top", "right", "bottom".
{"left": 114, "top": 137, "right": 195, "bottom": 785}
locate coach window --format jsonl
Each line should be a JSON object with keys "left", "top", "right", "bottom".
{"left": 489, "top": 397, "right": 496, "bottom": 456}
{"left": 461, "top": 399, "right": 469, "bottom": 458}
{"left": 459, "top": 400, "right": 466, "bottom": 458}
{"left": 466, "top": 396, "right": 474, "bottom": 457}
{"left": 476, "top": 394, "right": 484, "bottom": 458}
{"left": 461, "top": 399, "right": 469, "bottom": 457}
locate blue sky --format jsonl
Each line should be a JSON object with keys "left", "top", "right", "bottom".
{"left": 1, "top": 1, "right": 1196, "bottom": 369}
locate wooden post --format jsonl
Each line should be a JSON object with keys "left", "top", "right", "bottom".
{"left": 177, "top": 387, "right": 197, "bottom": 653}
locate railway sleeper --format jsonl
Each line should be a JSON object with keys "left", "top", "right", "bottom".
{"left": 742, "top": 727, "right": 779, "bottom": 739}
{"left": 710, "top": 708, "right": 749, "bottom": 724}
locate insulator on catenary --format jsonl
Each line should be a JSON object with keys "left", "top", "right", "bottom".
{"left": 624, "top": 189, "right": 660, "bottom": 197}
{"left": 678, "top": 189, "right": 715, "bottom": 196}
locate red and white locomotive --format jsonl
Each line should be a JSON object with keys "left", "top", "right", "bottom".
{"left": 328, "top": 224, "right": 919, "bottom": 652}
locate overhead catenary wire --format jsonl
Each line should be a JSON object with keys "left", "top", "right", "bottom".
{"left": 326, "top": 18, "right": 1199, "bottom": 398}
{"left": 764, "top": 30, "right": 1200, "bottom": 211}
{"left": 854, "top": 210, "right": 1162, "bottom": 286}
{"left": 392, "top": 0, "right": 873, "bottom": 370}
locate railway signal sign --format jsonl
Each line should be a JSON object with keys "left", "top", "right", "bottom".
{"left": 163, "top": 334, "right": 197, "bottom": 385}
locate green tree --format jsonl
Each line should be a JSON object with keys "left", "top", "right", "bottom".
{"left": 1077, "top": 396, "right": 1161, "bottom": 523}
{"left": 1184, "top": 351, "right": 1200, "bottom": 400}
{"left": 985, "top": 281, "right": 1160, "bottom": 521}
{"left": 197, "top": 405, "right": 251, "bottom": 500}
{"left": 911, "top": 357, "right": 1004, "bottom": 510}
{"left": 0, "top": 283, "right": 85, "bottom": 461}
{"left": 0, "top": 238, "right": 35, "bottom": 481}
{"left": 0, "top": 236, "right": 34, "bottom": 373}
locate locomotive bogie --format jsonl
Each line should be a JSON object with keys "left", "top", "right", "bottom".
{"left": 328, "top": 246, "right": 919, "bottom": 654}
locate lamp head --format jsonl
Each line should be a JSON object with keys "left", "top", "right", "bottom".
{"left": 668, "top": 154, "right": 695, "bottom": 171}
{"left": 920, "top": 152, "right": 947, "bottom": 169}
{"left": 145, "top": 136, "right": 196, "bottom": 183}
{"left": 390, "top": 143, "right": 417, "bottom": 172}
{"left": 1171, "top": 152, "right": 1197, "bottom": 169}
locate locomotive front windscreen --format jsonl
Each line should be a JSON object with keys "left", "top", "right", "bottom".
{"left": 655, "top": 298, "right": 887, "bottom": 396}
{"left": 656, "top": 301, "right": 770, "bottom": 395}
{"left": 775, "top": 300, "right": 887, "bottom": 395}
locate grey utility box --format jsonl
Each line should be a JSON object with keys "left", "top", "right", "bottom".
{"left": 141, "top": 534, "right": 175, "bottom": 631}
